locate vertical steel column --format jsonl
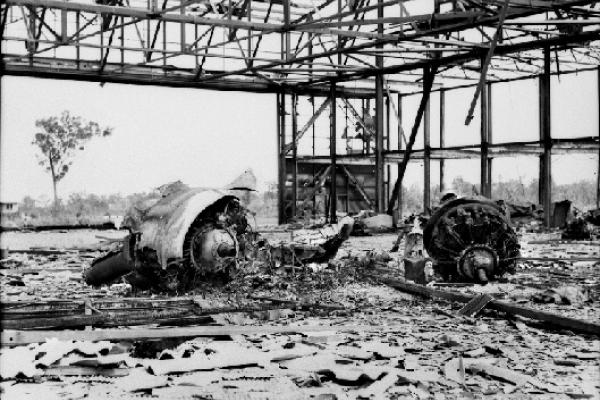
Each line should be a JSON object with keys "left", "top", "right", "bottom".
{"left": 439, "top": 89, "right": 446, "bottom": 193}
{"left": 247, "top": 0, "right": 252, "bottom": 63}
{"left": 277, "top": 93, "right": 287, "bottom": 224}
{"left": 362, "top": 99, "right": 367, "bottom": 154}
{"left": 228, "top": 0, "right": 232, "bottom": 38}
{"left": 120, "top": 16, "right": 125, "bottom": 70}
{"left": 0, "top": 75, "right": 2, "bottom": 160}
{"left": 194, "top": 25, "right": 199, "bottom": 66}
{"left": 312, "top": 95, "right": 317, "bottom": 212}
{"left": 27, "top": 7, "right": 35, "bottom": 64}
{"left": 100, "top": 11, "right": 104, "bottom": 60}
{"left": 281, "top": 93, "right": 287, "bottom": 220}
{"left": 597, "top": 67, "right": 600, "bottom": 208}
{"left": 375, "top": 0, "right": 384, "bottom": 212}
{"left": 481, "top": 77, "right": 490, "bottom": 198}
{"left": 386, "top": 94, "right": 391, "bottom": 209}
{"left": 283, "top": 0, "right": 291, "bottom": 61}
{"left": 61, "top": 9, "right": 67, "bottom": 43}
{"left": 76, "top": 12, "right": 81, "bottom": 69}
{"left": 376, "top": 78, "right": 385, "bottom": 213}
{"left": 486, "top": 83, "right": 493, "bottom": 197}
{"left": 397, "top": 94, "right": 403, "bottom": 220}
{"left": 291, "top": 93, "right": 298, "bottom": 218}
{"left": 330, "top": 83, "right": 338, "bottom": 223}
{"left": 180, "top": 0, "right": 186, "bottom": 52}
{"left": 539, "top": 47, "right": 552, "bottom": 227}
{"left": 434, "top": 0, "right": 441, "bottom": 202}
{"left": 309, "top": 30, "right": 316, "bottom": 212}
{"left": 277, "top": 93, "right": 282, "bottom": 223}
{"left": 278, "top": 3, "right": 290, "bottom": 225}
{"left": 337, "top": 0, "right": 342, "bottom": 68}
{"left": 424, "top": 93, "right": 431, "bottom": 212}
{"left": 162, "top": 17, "right": 167, "bottom": 73}
{"left": 146, "top": 0, "right": 151, "bottom": 60}
{"left": 345, "top": 173, "right": 350, "bottom": 213}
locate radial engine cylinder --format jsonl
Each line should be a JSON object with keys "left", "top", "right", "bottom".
{"left": 423, "top": 198, "right": 520, "bottom": 283}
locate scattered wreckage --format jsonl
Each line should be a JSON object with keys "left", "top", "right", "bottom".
{"left": 84, "top": 182, "right": 353, "bottom": 292}
{"left": 392, "top": 197, "right": 521, "bottom": 284}
{"left": 423, "top": 197, "right": 521, "bottom": 283}
{"left": 85, "top": 187, "right": 520, "bottom": 291}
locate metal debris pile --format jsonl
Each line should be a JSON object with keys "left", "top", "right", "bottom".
{"left": 82, "top": 183, "right": 357, "bottom": 294}
{"left": 1, "top": 188, "right": 600, "bottom": 399}
{"left": 1, "top": 283, "right": 598, "bottom": 399}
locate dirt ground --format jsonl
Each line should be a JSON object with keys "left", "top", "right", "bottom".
{"left": 0, "top": 229, "right": 599, "bottom": 399}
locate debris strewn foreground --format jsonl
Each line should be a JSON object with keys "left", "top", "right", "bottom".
{"left": 1, "top": 230, "right": 599, "bottom": 399}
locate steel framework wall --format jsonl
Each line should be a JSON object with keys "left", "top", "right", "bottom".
{"left": 277, "top": 65, "right": 599, "bottom": 224}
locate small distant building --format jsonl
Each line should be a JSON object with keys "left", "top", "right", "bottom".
{"left": 1, "top": 201, "right": 19, "bottom": 215}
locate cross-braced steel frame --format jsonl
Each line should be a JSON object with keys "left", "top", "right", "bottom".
{"left": 1, "top": 0, "right": 599, "bottom": 225}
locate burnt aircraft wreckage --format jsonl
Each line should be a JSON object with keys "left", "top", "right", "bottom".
{"left": 84, "top": 179, "right": 354, "bottom": 292}
{"left": 85, "top": 173, "right": 518, "bottom": 290}
{"left": 423, "top": 197, "right": 521, "bottom": 283}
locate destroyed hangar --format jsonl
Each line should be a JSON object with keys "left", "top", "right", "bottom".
{"left": 1, "top": 0, "right": 600, "bottom": 398}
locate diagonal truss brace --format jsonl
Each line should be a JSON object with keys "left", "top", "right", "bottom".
{"left": 283, "top": 97, "right": 331, "bottom": 154}
{"left": 465, "top": 0, "right": 510, "bottom": 125}
{"left": 387, "top": 64, "right": 439, "bottom": 215}
{"left": 340, "top": 165, "right": 374, "bottom": 209}
{"left": 299, "top": 165, "right": 332, "bottom": 210}
{"left": 340, "top": 96, "right": 375, "bottom": 138}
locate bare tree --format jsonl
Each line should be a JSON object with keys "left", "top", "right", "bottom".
{"left": 33, "top": 111, "right": 113, "bottom": 205}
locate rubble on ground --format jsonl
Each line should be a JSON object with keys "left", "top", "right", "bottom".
{"left": 1, "top": 195, "right": 599, "bottom": 399}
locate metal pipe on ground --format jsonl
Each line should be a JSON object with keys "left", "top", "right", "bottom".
{"left": 378, "top": 277, "right": 600, "bottom": 337}
{"left": 83, "top": 249, "right": 135, "bottom": 286}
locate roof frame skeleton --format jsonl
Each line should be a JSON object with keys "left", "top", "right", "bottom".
{"left": 1, "top": 0, "right": 599, "bottom": 94}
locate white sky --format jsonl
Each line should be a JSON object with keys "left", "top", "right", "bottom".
{"left": 1, "top": 76, "right": 276, "bottom": 201}
{"left": 1, "top": 71, "right": 598, "bottom": 202}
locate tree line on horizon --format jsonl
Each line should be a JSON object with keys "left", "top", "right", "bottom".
{"left": 4, "top": 176, "right": 596, "bottom": 227}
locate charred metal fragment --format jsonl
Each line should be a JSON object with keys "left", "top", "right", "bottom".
{"left": 401, "top": 225, "right": 434, "bottom": 285}
{"left": 84, "top": 233, "right": 138, "bottom": 286}
{"left": 270, "top": 220, "right": 354, "bottom": 266}
{"left": 85, "top": 250, "right": 133, "bottom": 286}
